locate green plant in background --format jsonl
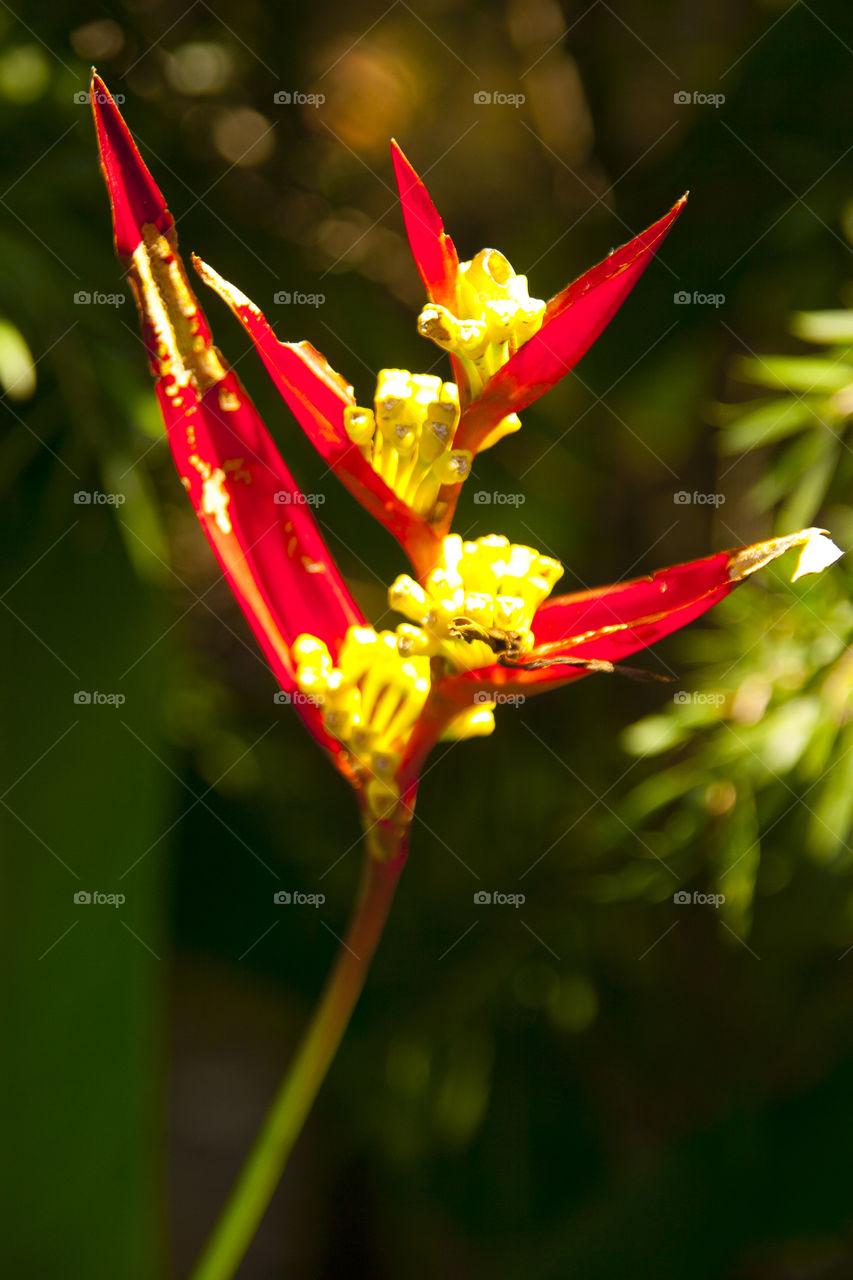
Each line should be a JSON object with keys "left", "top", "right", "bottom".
{"left": 619, "top": 259, "right": 853, "bottom": 939}
{"left": 717, "top": 277, "right": 853, "bottom": 535}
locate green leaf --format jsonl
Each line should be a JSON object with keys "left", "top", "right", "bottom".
{"left": 715, "top": 775, "right": 759, "bottom": 938}
{"left": 791, "top": 310, "right": 853, "bottom": 344}
{"left": 776, "top": 437, "right": 840, "bottom": 530}
{"left": 620, "top": 714, "right": 687, "bottom": 758}
{"left": 748, "top": 430, "right": 831, "bottom": 512}
{"left": 733, "top": 355, "right": 853, "bottom": 392}
{"left": 0, "top": 316, "right": 35, "bottom": 400}
{"left": 806, "top": 720, "right": 853, "bottom": 862}
{"left": 718, "top": 397, "right": 818, "bottom": 455}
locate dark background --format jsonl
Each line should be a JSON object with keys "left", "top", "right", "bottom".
{"left": 3, "top": 0, "right": 853, "bottom": 1276}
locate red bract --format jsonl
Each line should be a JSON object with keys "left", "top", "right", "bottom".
{"left": 389, "top": 142, "right": 685, "bottom": 525}
{"left": 453, "top": 196, "right": 687, "bottom": 454}
{"left": 91, "top": 73, "right": 363, "bottom": 768}
{"left": 390, "top": 139, "right": 459, "bottom": 312}
{"left": 391, "top": 143, "right": 684, "bottom": 424}
{"left": 395, "top": 529, "right": 842, "bottom": 793}
{"left": 191, "top": 257, "right": 443, "bottom": 576}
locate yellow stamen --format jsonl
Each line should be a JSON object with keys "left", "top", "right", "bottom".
{"left": 417, "top": 246, "right": 546, "bottom": 449}
{"left": 441, "top": 703, "right": 496, "bottom": 740}
{"left": 291, "top": 626, "right": 430, "bottom": 820}
{"left": 345, "top": 370, "right": 466, "bottom": 519}
{"left": 389, "top": 533, "right": 563, "bottom": 672}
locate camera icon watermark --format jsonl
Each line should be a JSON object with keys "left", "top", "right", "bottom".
{"left": 473, "top": 889, "right": 526, "bottom": 907}
{"left": 75, "top": 89, "right": 125, "bottom": 105}
{"left": 273, "top": 690, "right": 324, "bottom": 706}
{"left": 273, "top": 490, "right": 325, "bottom": 506}
{"left": 273, "top": 889, "right": 325, "bottom": 906}
{"left": 673, "top": 889, "right": 725, "bottom": 907}
{"left": 473, "top": 490, "right": 525, "bottom": 506}
{"left": 473, "top": 90, "right": 525, "bottom": 107}
{"left": 673, "top": 490, "right": 725, "bottom": 506}
{"left": 273, "top": 90, "right": 325, "bottom": 107}
{"left": 73, "top": 690, "right": 126, "bottom": 707}
{"left": 673, "top": 690, "right": 726, "bottom": 707}
{"left": 474, "top": 690, "right": 525, "bottom": 707}
{"left": 73, "top": 889, "right": 126, "bottom": 907}
{"left": 73, "top": 290, "right": 125, "bottom": 307}
{"left": 673, "top": 90, "right": 725, "bottom": 108}
{"left": 273, "top": 290, "right": 325, "bottom": 307}
{"left": 74, "top": 490, "right": 126, "bottom": 506}
{"left": 673, "top": 290, "right": 725, "bottom": 307}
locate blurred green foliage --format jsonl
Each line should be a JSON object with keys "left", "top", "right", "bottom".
{"left": 3, "top": 1, "right": 853, "bottom": 1277}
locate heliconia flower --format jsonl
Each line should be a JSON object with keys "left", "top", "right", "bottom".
{"left": 92, "top": 73, "right": 843, "bottom": 861}
{"left": 91, "top": 74, "right": 463, "bottom": 853}
{"left": 391, "top": 140, "right": 686, "bottom": 478}
{"left": 91, "top": 78, "right": 846, "bottom": 1274}
{"left": 194, "top": 146, "right": 683, "bottom": 573}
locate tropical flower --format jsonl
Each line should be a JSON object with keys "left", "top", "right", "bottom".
{"left": 192, "top": 143, "right": 686, "bottom": 575}
{"left": 91, "top": 72, "right": 843, "bottom": 866}
{"left": 91, "top": 72, "right": 844, "bottom": 1280}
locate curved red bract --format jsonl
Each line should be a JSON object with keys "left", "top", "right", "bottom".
{"left": 440, "top": 549, "right": 736, "bottom": 694}
{"left": 390, "top": 140, "right": 459, "bottom": 311}
{"left": 454, "top": 196, "right": 687, "bottom": 454}
{"left": 192, "top": 259, "right": 443, "bottom": 574}
{"left": 91, "top": 73, "right": 363, "bottom": 766}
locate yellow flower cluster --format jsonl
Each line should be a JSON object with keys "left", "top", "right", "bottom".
{"left": 292, "top": 626, "right": 432, "bottom": 820}
{"left": 343, "top": 370, "right": 470, "bottom": 517}
{"left": 291, "top": 535, "right": 565, "bottom": 799}
{"left": 417, "top": 248, "right": 546, "bottom": 449}
{"left": 389, "top": 534, "right": 564, "bottom": 670}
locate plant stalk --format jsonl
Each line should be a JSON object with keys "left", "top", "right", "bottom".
{"left": 190, "top": 839, "right": 405, "bottom": 1280}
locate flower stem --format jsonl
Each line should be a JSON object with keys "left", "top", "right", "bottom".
{"left": 190, "top": 842, "right": 405, "bottom": 1280}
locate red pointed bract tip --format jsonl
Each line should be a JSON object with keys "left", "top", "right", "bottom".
{"left": 90, "top": 72, "right": 173, "bottom": 260}
{"left": 391, "top": 140, "right": 459, "bottom": 311}
{"left": 91, "top": 76, "right": 365, "bottom": 766}
{"left": 454, "top": 195, "right": 687, "bottom": 456}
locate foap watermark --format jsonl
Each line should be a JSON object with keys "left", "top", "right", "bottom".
{"left": 474, "top": 91, "right": 525, "bottom": 107}
{"left": 73, "top": 290, "right": 125, "bottom": 307}
{"left": 674, "top": 290, "right": 725, "bottom": 307}
{"left": 73, "top": 690, "right": 126, "bottom": 707}
{"left": 673, "top": 490, "right": 725, "bottom": 506}
{"left": 475, "top": 690, "right": 525, "bottom": 707}
{"left": 273, "top": 691, "right": 324, "bottom": 707}
{"left": 75, "top": 89, "right": 125, "bottom": 105}
{"left": 273, "top": 90, "right": 325, "bottom": 107}
{"left": 74, "top": 490, "right": 126, "bottom": 506}
{"left": 473, "top": 490, "right": 525, "bottom": 507}
{"left": 673, "top": 890, "right": 725, "bottom": 907}
{"left": 74, "top": 890, "right": 126, "bottom": 907}
{"left": 273, "top": 490, "right": 325, "bottom": 506}
{"left": 273, "top": 890, "right": 325, "bottom": 906}
{"left": 474, "top": 890, "right": 526, "bottom": 907}
{"left": 273, "top": 290, "right": 325, "bottom": 307}
{"left": 673, "top": 690, "right": 726, "bottom": 707}
{"left": 673, "top": 90, "right": 725, "bottom": 108}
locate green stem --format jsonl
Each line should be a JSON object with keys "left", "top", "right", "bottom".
{"left": 190, "top": 838, "right": 405, "bottom": 1280}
